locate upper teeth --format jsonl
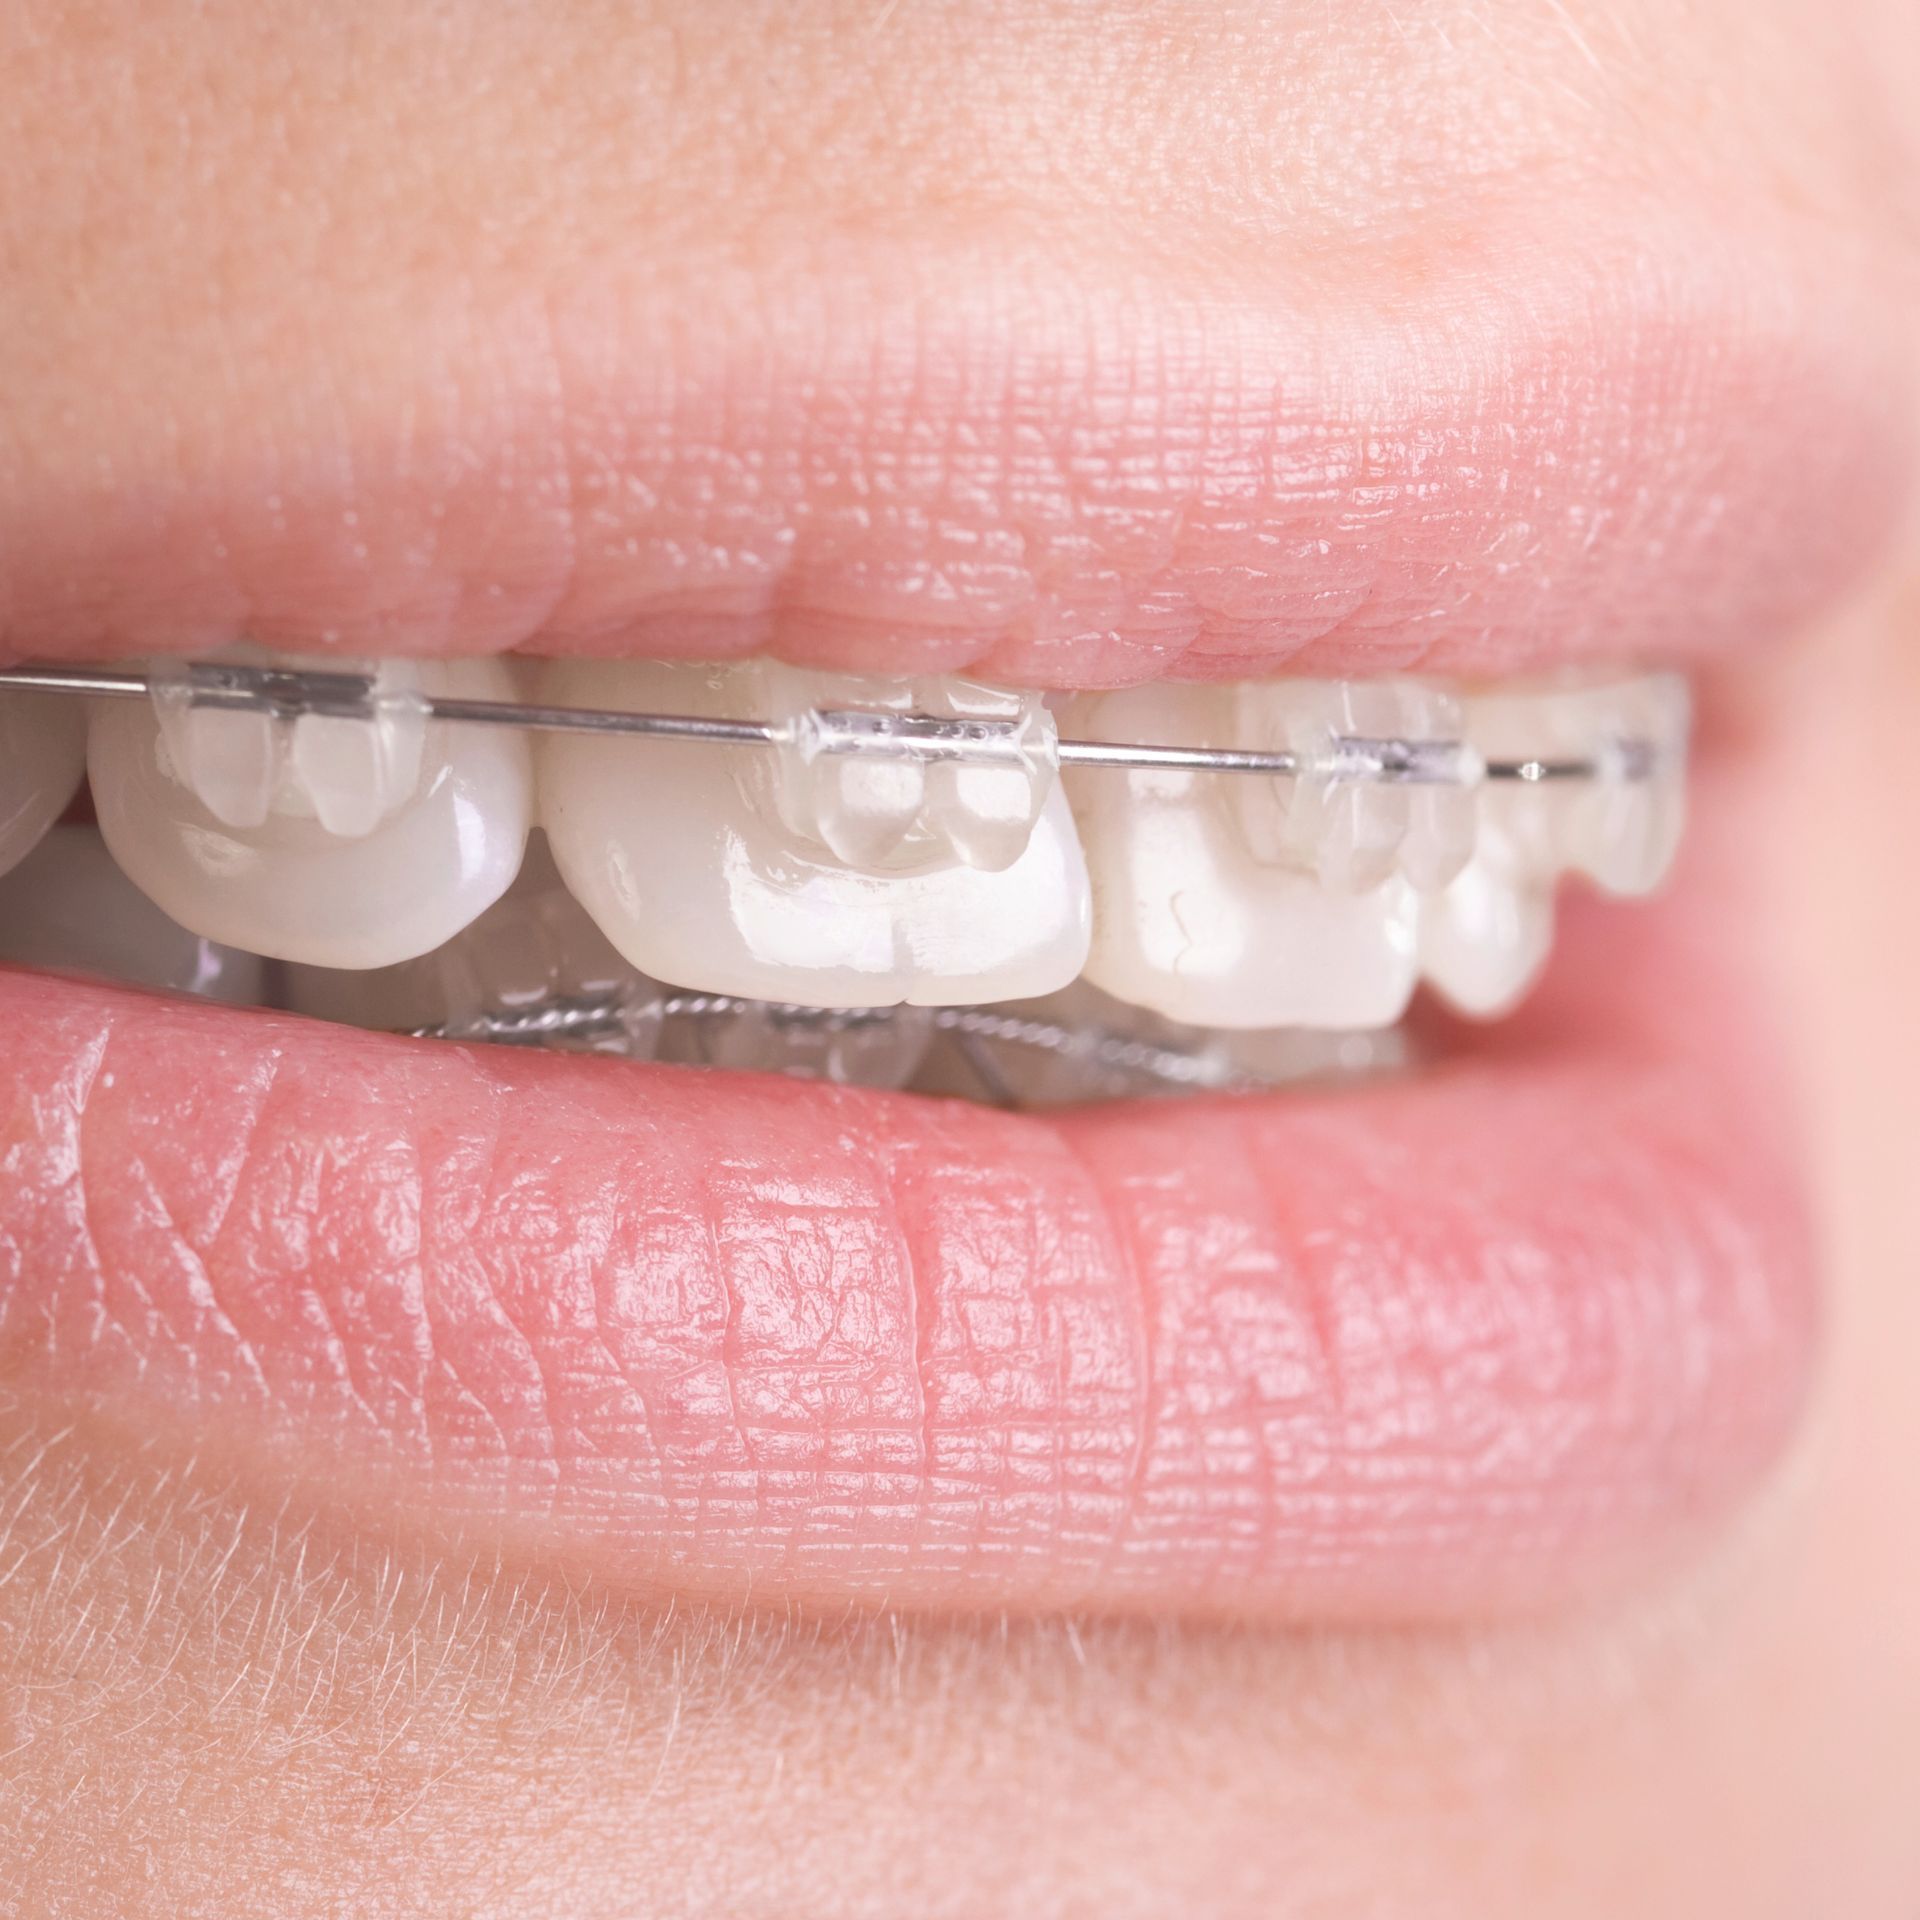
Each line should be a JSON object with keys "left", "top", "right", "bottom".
{"left": 0, "top": 655, "right": 1688, "bottom": 1030}
{"left": 147, "top": 652, "right": 430, "bottom": 838}
{"left": 536, "top": 660, "right": 1093, "bottom": 1009}
{"left": 0, "top": 689, "right": 87, "bottom": 881}
{"left": 86, "top": 657, "right": 534, "bottom": 970}
{"left": 758, "top": 661, "right": 1057, "bottom": 874}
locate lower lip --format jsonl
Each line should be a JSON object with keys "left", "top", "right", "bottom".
{"left": 0, "top": 771, "right": 1815, "bottom": 1623}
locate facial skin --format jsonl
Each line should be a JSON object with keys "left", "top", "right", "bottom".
{"left": 1, "top": 2, "right": 1917, "bottom": 1914}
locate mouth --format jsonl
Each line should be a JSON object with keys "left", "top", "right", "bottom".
{"left": 0, "top": 218, "right": 1908, "bottom": 1626}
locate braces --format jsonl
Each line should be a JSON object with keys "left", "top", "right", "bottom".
{"left": 404, "top": 985, "right": 1405, "bottom": 1099}
{"left": 0, "top": 659, "right": 1666, "bottom": 787}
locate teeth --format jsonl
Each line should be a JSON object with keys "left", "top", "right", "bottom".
{"left": 14, "top": 654, "right": 1686, "bottom": 1045}
{"left": 537, "top": 660, "right": 1090, "bottom": 1009}
{"left": 150, "top": 653, "right": 428, "bottom": 838}
{"left": 0, "top": 690, "right": 88, "bottom": 881}
{"left": 1417, "top": 818, "right": 1556, "bottom": 1018}
{"left": 1232, "top": 680, "right": 1479, "bottom": 893}
{"left": 757, "top": 662, "right": 1056, "bottom": 873}
{"left": 1060, "top": 684, "right": 1422, "bottom": 1031}
{"left": 90, "top": 657, "right": 533, "bottom": 968}
{"left": 1465, "top": 674, "right": 1689, "bottom": 897}
{"left": 0, "top": 824, "right": 266, "bottom": 1001}
{"left": 281, "top": 833, "right": 644, "bottom": 1042}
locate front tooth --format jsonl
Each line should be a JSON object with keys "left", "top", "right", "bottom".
{"left": 760, "top": 662, "right": 1055, "bottom": 873}
{"left": 0, "top": 824, "right": 266, "bottom": 1002}
{"left": 90, "top": 657, "right": 532, "bottom": 968}
{"left": 1418, "top": 818, "right": 1556, "bottom": 1018}
{"left": 537, "top": 660, "right": 1090, "bottom": 1009}
{"left": 1467, "top": 674, "right": 1689, "bottom": 897}
{"left": 1233, "top": 679, "right": 1479, "bottom": 893}
{"left": 0, "top": 690, "right": 88, "bottom": 881}
{"left": 1060, "top": 683, "right": 1421, "bottom": 1031}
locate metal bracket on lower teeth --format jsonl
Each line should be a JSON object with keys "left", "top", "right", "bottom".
{"left": 0, "top": 660, "right": 1672, "bottom": 787}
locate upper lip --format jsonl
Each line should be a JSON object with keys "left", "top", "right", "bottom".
{"left": 0, "top": 231, "right": 1911, "bottom": 687}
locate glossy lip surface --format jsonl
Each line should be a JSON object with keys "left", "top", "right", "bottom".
{"left": 0, "top": 779, "right": 1819, "bottom": 1621}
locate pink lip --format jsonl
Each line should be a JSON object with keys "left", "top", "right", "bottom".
{"left": 0, "top": 786, "right": 1817, "bottom": 1620}
{"left": 0, "top": 233, "right": 1910, "bottom": 687}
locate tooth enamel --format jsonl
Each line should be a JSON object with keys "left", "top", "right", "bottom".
{"left": 1466, "top": 674, "right": 1689, "bottom": 898}
{"left": 0, "top": 690, "right": 88, "bottom": 881}
{"left": 536, "top": 660, "right": 1090, "bottom": 1009}
{"left": 0, "top": 824, "right": 267, "bottom": 1002}
{"left": 1418, "top": 818, "right": 1556, "bottom": 1018}
{"left": 150, "top": 653, "right": 429, "bottom": 837}
{"left": 281, "top": 832, "right": 644, "bottom": 1041}
{"left": 759, "top": 662, "right": 1055, "bottom": 873}
{"left": 1233, "top": 680, "right": 1479, "bottom": 893}
{"left": 90, "top": 657, "right": 533, "bottom": 968}
{"left": 1061, "top": 684, "right": 1422, "bottom": 1030}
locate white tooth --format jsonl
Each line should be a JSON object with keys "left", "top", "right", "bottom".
{"left": 151, "top": 653, "right": 429, "bottom": 838}
{"left": 537, "top": 660, "right": 1090, "bottom": 1009}
{"left": 90, "top": 658, "right": 532, "bottom": 968}
{"left": 0, "top": 824, "right": 266, "bottom": 1001}
{"left": 1418, "top": 819, "right": 1556, "bottom": 1018}
{"left": 281, "top": 833, "right": 639, "bottom": 1038}
{"left": 1467, "top": 674, "right": 1689, "bottom": 897}
{"left": 1233, "top": 680, "right": 1479, "bottom": 894}
{"left": 760, "top": 662, "right": 1055, "bottom": 874}
{"left": 0, "top": 691, "right": 88, "bottom": 881}
{"left": 1061, "top": 684, "right": 1420, "bottom": 1031}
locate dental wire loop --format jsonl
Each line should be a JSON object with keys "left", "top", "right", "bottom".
{"left": 402, "top": 987, "right": 1393, "bottom": 1098}
{"left": 0, "top": 659, "right": 1667, "bottom": 785}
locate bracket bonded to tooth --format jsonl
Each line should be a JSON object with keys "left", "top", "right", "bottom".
{"left": 0, "top": 659, "right": 1678, "bottom": 789}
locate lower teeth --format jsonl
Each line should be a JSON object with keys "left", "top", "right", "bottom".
{"left": 408, "top": 986, "right": 1407, "bottom": 1105}
{"left": 0, "top": 825, "right": 1404, "bottom": 1107}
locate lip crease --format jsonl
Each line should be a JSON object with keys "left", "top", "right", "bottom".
{"left": 0, "top": 771, "right": 1817, "bottom": 1621}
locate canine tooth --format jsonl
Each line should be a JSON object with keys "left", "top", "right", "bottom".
{"left": 1466, "top": 674, "right": 1689, "bottom": 897}
{"left": 1418, "top": 821, "right": 1556, "bottom": 1017}
{"left": 0, "top": 690, "right": 88, "bottom": 880}
{"left": 1061, "top": 684, "right": 1421, "bottom": 1030}
{"left": 537, "top": 661, "right": 1090, "bottom": 1009}
{"left": 90, "top": 658, "right": 532, "bottom": 968}
{"left": 759, "top": 662, "right": 1055, "bottom": 874}
{"left": 1234, "top": 680, "right": 1479, "bottom": 893}
{"left": 149, "top": 653, "right": 429, "bottom": 838}
{"left": 0, "top": 825, "right": 266, "bottom": 1002}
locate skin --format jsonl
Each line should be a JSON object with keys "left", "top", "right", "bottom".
{"left": 2, "top": 1, "right": 1918, "bottom": 1913}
